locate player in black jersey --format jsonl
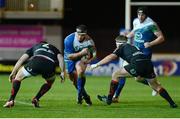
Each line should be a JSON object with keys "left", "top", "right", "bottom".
{"left": 90, "top": 35, "right": 177, "bottom": 108}
{"left": 3, "top": 41, "right": 65, "bottom": 108}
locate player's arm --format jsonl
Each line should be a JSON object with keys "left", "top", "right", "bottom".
{"left": 89, "top": 46, "right": 97, "bottom": 61}
{"left": 82, "top": 46, "right": 97, "bottom": 64}
{"left": 126, "top": 31, "right": 134, "bottom": 44}
{"left": 9, "top": 54, "right": 29, "bottom": 82}
{"left": 57, "top": 53, "right": 65, "bottom": 83}
{"left": 82, "top": 39, "right": 97, "bottom": 64}
{"left": 126, "top": 31, "right": 134, "bottom": 38}
{"left": 90, "top": 54, "right": 117, "bottom": 69}
{"left": 64, "top": 35, "right": 89, "bottom": 60}
{"left": 126, "top": 19, "right": 136, "bottom": 40}
{"left": 144, "top": 24, "right": 165, "bottom": 48}
{"left": 68, "top": 48, "right": 89, "bottom": 60}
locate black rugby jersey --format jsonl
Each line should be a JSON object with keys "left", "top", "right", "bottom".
{"left": 26, "top": 42, "right": 61, "bottom": 63}
{"left": 113, "top": 43, "right": 146, "bottom": 63}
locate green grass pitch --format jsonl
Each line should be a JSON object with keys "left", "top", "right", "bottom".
{"left": 0, "top": 74, "right": 180, "bottom": 118}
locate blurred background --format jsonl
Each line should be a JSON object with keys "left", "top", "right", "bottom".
{"left": 0, "top": 0, "right": 180, "bottom": 76}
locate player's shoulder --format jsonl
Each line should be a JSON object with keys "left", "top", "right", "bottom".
{"left": 133, "top": 18, "right": 139, "bottom": 24}
{"left": 64, "top": 32, "right": 75, "bottom": 43}
{"left": 146, "top": 17, "right": 156, "bottom": 25}
{"left": 65, "top": 33, "right": 75, "bottom": 40}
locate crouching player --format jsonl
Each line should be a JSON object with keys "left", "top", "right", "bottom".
{"left": 90, "top": 35, "right": 177, "bottom": 108}
{"left": 64, "top": 24, "right": 96, "bottom": 106}
{"left": 3, "top": 41, "right": 65, "bottom": 108}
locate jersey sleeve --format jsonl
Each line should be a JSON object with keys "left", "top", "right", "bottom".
{"left": 151, "top": 23, "right": 159, "bottom": 33}
{"left": 51, "top": 45, "right": 61, "bottom": 55}
{"left": 25, "top": 47, "right": 34, "bottom": 57}
{"left": 64, "top": 34, "right": 75, "bottom": 59}
{"left": 112, "top": 46, "right": 122, "bottom": 57}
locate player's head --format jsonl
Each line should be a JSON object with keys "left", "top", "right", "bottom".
{"left": 137, "top": 6, "right": 148, "bottom": 23}
{"left": 76, "top": 24, "right": 87, "bottom": 34}
{"left": 76, "top": 24, "right": 88, "bottom": 42}
{"left": 115, "top": 35, "right": 128, "bottom": 47}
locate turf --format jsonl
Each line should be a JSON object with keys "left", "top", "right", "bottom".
{"left": 0, "top": 74, "right": 180, "bottom": 118}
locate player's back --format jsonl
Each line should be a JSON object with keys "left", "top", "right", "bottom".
{"left": 114, "top": 43, "right": 145, "bottom": 63}
{"left": 26, "top": 42, "right": 60, "bottom": 63}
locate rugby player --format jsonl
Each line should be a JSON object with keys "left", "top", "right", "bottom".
{"left": 64, "top": 24, "right": 96, "bottom": 106}
{"left": 90, "top": 35, "right": 177, "bottom": 108}
{"left": 3, "top": 41, "right": 65, "bottom": 108}
{"left": 113, "top": 6, "right": 165, "bottom": 102}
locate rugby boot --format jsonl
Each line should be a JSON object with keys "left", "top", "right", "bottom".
{"left": 3, "top": 100, "right": 14, "bottom": 108}
{"left": 32, "top": 98, "right": 40, "bottom": 108}
{"left": 83, "top": 95, "right": 92, "bottom": 106}
{"left": 97, "top": 95, "right": 112, "bottom": 105}
{"left": 170, "top": 103, "right": 178, "bottom": 108}
{"left": 112, "top": 97, "right": 119, "bottom": 103}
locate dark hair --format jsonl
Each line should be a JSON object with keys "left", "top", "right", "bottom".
{"left": 76, "top": 24, "right": 88, "bottom": 34}
{"left": 115, "top": 35, "right": 128, "bottom": 43}
{"left": 137, "top": 6, "right": 148, "bottom": 15}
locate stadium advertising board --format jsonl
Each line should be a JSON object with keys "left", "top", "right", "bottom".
{"left": 0, "top": 25, "right": 44, "bottom": 48}
{"left": 0, "top": 59, "right": 180, "bottom": 75}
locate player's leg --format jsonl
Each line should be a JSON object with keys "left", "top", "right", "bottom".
{"left": 98, "top": 68, "right": 131, "bottom": 105}
{"left": 112, "top": 77, "right": 126, "bottom": 103}
{"left": 135, "top": 77, "right": 158, "bottom": 96}
{"left": 32, "top": 75, "right": 55, "bottom": 108}
{"left": 68, "top": 72, "right": 78, "bottom": 89}
{"left": 29, "top": 58, "right": 56, "bottom": 107}
{"left": 112, "top": 60, "right": 150, "bottom": 102}
{"left": 3, "top": 66, "right": 30, "bottom": 108}
{"left": 147, "top": 78, "right": 177, "bottom": 108}
{"left": 65, "top": 60, "right": 78, "bottom": 89}
{"left": 112, "top": 59, "right": 126, "bottom": 103}
{"left": 75, "top": 61, "right": 92, "bottom": 105}
{"left": 139, "top": 60, "right": 177, "bottom": 108}
{"left": 81, "top": 74, "right": 92, "bottom": 106}
{"left": 66, "top": 60, "right": 91, "bottom": 105}
{"left": 134, "top": 59, "right": 157, "bottom": 96}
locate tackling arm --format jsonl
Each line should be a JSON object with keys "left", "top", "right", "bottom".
{"left": 90, "top": 54, "right": 118, "bottom": 69}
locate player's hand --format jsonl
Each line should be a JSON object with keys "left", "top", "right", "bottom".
{"left": 60, "top": 72, "right": 65, "bottom": 83}
{"left": 80, "top": 48, "right": 89, "bottom": 56}
{"left": 144, "top": 42, "right": 152, "bottom": 48}
{"left": 90, "top": 63, "right": 99, "bottom": 70}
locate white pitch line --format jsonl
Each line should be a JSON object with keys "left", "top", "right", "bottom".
{"left": 15, "top": 100, "right": 32, "bottom": 106}
{"left": 1, "top": 98, "right": 32, "bottom": 106}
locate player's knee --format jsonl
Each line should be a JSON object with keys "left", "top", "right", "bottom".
{"left": 76, "top": 68, "right": 85, "bottom": 75}
{"left": 111, "top": 78, "right": 119, "bottom": 82}
{"left": 112, "top": 71, "right": 121, "bottom": 79}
